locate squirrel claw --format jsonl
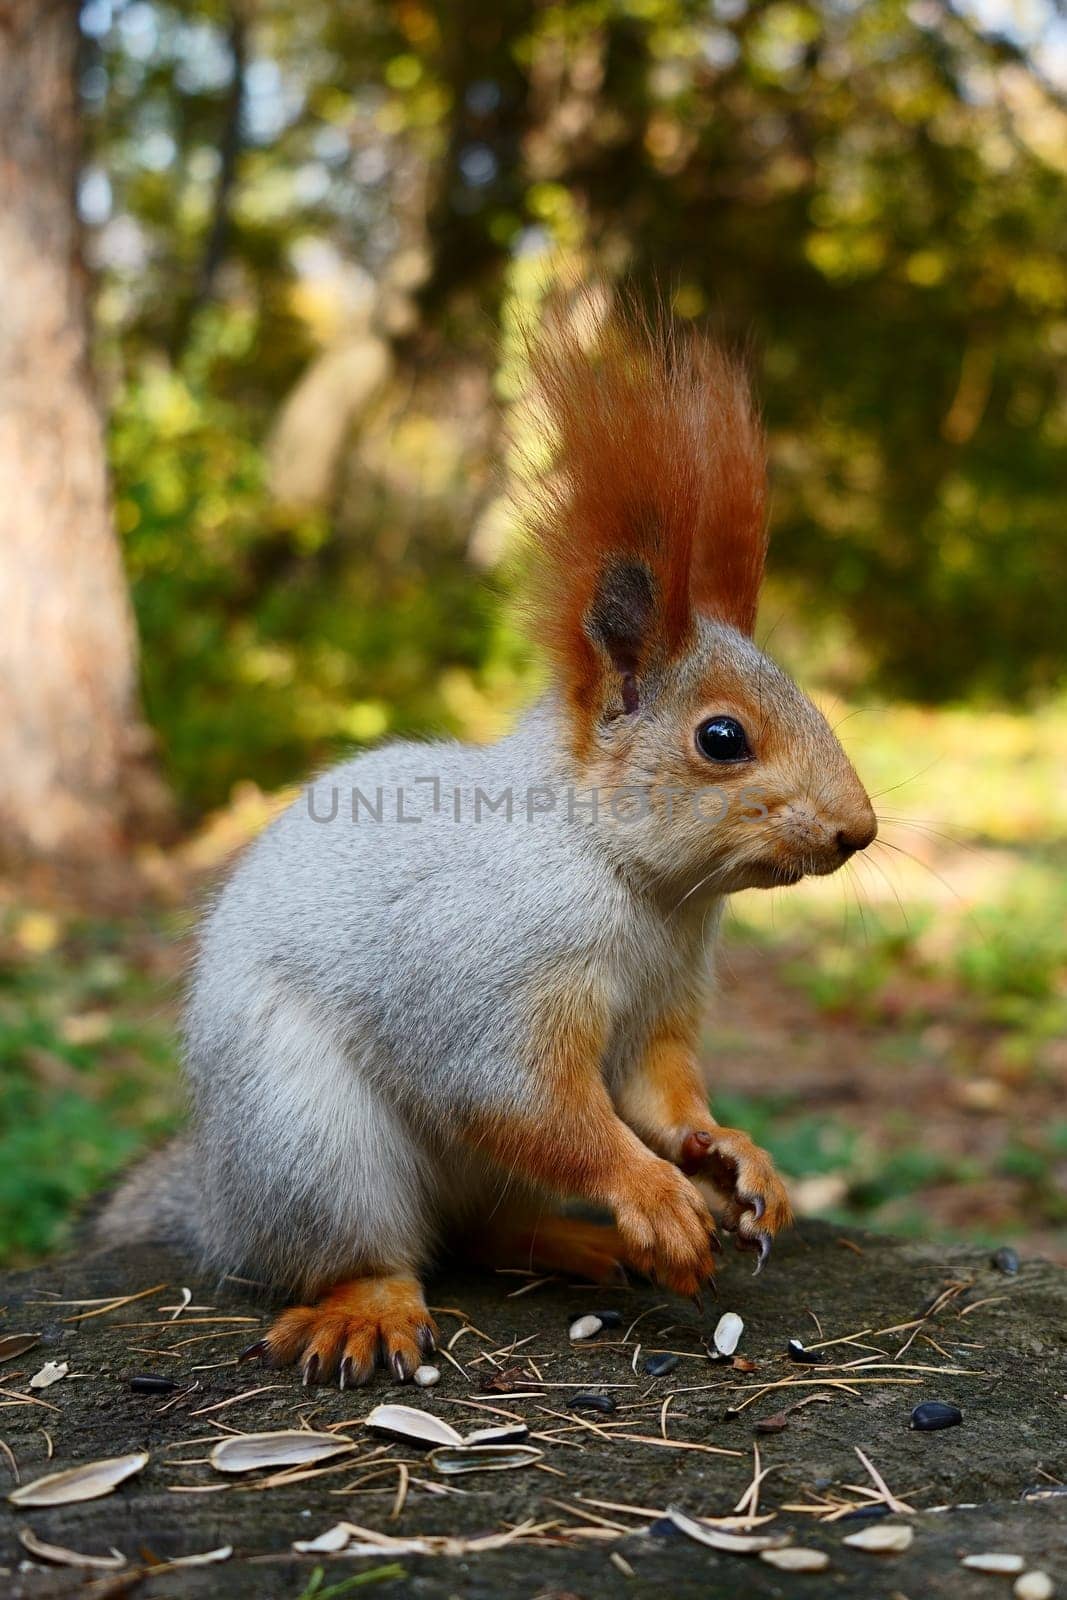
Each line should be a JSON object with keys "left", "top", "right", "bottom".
{"left": 301, "top": 1352, "right": 320, "bottom": 1387}
{"left": 751, "top": 1234, "right": 772, "bottom": 1275}
{"left": 416, "top": 1322, "right": 437, "bottom": 1357}
{"left": 238, "top": 1338, "right": 269, "bottom": 1365}
{"left": 680, "top": 1128, "right": 714, "bottom": 1175}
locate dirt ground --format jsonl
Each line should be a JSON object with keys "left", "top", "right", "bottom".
{"left": 706, "top": 925, "right": 1067, "bottom": 1264}
{"left": 1, "top": 1222, "right": 1063, "bottom": 1599}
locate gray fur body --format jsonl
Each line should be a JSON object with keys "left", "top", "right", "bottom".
{"left": 100, "top": 696, "right": 709, "bottom": 1293}
{"left": 98, "top": 616, "right": 873, "bottom": 1296}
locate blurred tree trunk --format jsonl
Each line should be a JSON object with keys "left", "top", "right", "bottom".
{"left": 0, "top": 0, "right": 171, "bottom": 870}
{"left": 414, "top": 0, "right": 530, "bottom": 324}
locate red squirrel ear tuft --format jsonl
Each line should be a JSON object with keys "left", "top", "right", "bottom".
{"left": 521, "top": 291, "right": 768, "bottom": 744}
{"left": 685, "top": 350, "right": 768, "bottom": 637}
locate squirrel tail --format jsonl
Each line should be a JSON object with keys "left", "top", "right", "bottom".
{"left": 89, "top": 1135, "right": 202, "bottom": 1253}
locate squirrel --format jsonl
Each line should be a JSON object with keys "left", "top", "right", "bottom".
{"left": 97, "top": 297, "right": 877, "bottom": 1388}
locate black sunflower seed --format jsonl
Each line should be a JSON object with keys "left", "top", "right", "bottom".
{"left": 787, "top": 1338, "right": 829, "bottom": 1365}
{"left": 644, "top": 1353, "right": 680, "bottom": 1377}
{"left": 129, "top": 1373, "right": 178, "bottom": 1394}
{"left": 910, "top": 1400, "right": 962, "bottom": 1431}
{"left": 569, "top": 1391, "right": 617, "bottom": 1414}
{"left": 566, "top": 1308, "right": 622, "bottom": 1329}
{"left": 991, "top": 1246, "right": 1020, "bottom": 1275}
{"left": 649, "top": 1517, "right": 683, "bottom": 1538}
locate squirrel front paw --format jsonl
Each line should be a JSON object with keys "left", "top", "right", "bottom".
{"left": 680, "top": 1126, "right": 792, "bottom": 1272}
{"left": 611, "top": 1158, "right": 721, "bottom": 1297}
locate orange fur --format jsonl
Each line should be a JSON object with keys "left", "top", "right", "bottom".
{"left": 524, "top": 294, "right": 767, "bottom": 743}
{"left": 617, "top": 1011, "right": 793, "bottom": 1255}
{"left": 617, "top": 1011, "right": 709, "bottom": 1160}
{"left": 470, "top": 1211, "right": 628, "bottom": 1284}
{"left": 464, "top": 995, "right": 629, "bottom": 1199}
{"left": 463, "top": 983, "right": 720, "bottom": 1295}
{"left": 250, "top": 1273, "right": 436, "bottom": 1386}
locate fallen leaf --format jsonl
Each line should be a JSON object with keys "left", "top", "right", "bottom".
{"left": 754, "top": 1411, "right": 791, "bottom": 1434}
{"left": 478, "top": 1364, "right": 533, "bottom": 1394}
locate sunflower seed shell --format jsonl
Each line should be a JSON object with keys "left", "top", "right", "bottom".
{"left": 665, "top": 1507, "right": 790, "bottom": 1553}
{"left": 364, "top": 1405, "right": 463, "bottom": 1448}
{"left": 962, "top": 1554, "right": 1025, "bottom": 1575}
{"left": 0, "top": 1334, "right": 41, "bottom": 1364}
{"left": 569, "top": 1315, "right": 603, "bottom": 1341}
{"left": 760, "top": 1548, "right": 831, "bottom": 1571}
{"left": 1014, "top": 1573, "right": 1054, "bottom": 1600}
{"left": 713, "top": 1312, "right": 744, "bottom": 1357}
{"left": 463, "top": 1423, "right": 529, "bottom": 1445}
{"left": 210, "top": 1430, "right": 354, "bottom": 1473}
{"left": 17, "top": 1529, "right": 126, "bottom": 1570}
{"left": 9, "top": 1452, "right": 148, "bottom": 1507}
{"left": 843, "top": 1524, "right": 914, "bottom": 1553}
{"left": 429, "top": 1443, "right": 541, "bottom": 1475}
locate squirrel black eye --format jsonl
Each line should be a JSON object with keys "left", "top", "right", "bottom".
{"left": 695, "top": 716, "right": 751, "bottom": 763}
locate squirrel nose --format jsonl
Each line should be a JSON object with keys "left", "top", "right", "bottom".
{"left": 836, "top": 815, "right": 877, "bottom": 859}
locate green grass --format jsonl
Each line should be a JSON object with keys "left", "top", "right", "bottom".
{"left": 294, "top": 1565, "right": 406, "bottom": 1599}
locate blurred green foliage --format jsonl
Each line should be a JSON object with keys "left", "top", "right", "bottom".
{"left": 112, "top": 342, "right": 513, "bottom": 806}
{"left": 0, "top": 912, "right": 181, "bottom": 1261}
{"left": 80, "top": 0, "right": 1066, "bottom": 813}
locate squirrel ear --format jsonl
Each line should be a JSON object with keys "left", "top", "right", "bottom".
{"left": 585, "top": 559, "right": 656, "bottom": 714}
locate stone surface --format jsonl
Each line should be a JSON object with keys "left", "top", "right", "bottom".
{"left": 0, "top": 1222, "right": 1064, "bottom": 1598}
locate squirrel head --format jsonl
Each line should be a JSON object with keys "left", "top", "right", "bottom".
{"left": 524, "top": 294, "right": 876, "bottom": 896}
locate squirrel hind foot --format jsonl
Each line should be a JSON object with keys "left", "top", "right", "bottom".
{"left": 246, "top": 1272, "right": 436, "bottom": 1388}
